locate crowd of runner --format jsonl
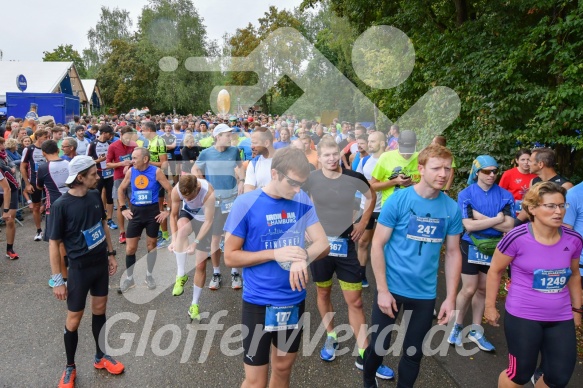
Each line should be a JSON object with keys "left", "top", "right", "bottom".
{"left": 1, "top": 111, "right": 581, "bottom": 388}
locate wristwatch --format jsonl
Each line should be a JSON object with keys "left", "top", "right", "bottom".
{"left": 107, "top": 250, "right": 117, "bottom": 256}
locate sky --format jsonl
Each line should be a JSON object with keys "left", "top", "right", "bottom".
{"left": 0, "top": 0, "right": 304, "bottom": 62}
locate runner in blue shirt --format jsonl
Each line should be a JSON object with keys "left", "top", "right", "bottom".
{"left": 363, "top": 144, "right": 463, "bottom": 388}
{"left": 224, "top": 147, "right": 329, "bottom": 388}
{"left": 448, "top": 155, "right": 515, "bottom": 352}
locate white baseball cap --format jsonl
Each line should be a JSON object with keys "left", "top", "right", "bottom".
{"left": 65, "top": 155, "right": 96, "bottom": 184}
{"left": 212, "top": 123, "right": 233, "bottom": 137}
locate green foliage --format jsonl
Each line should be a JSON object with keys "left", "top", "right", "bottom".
{"left": 96, "top": 0, "right": 212, "bottom": 114}
{"left": 83, "top": 6, "right": 134, "bottom": 77}
{"left": 43, "top": 44, "right": 87, "bottom": 78}
{"left": 302, "top": 0, "right": 583, "bottom": 181}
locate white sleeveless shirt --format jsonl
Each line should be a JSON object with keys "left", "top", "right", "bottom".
{"left": 178, "top": 179, "right": 209, "bottom": 222}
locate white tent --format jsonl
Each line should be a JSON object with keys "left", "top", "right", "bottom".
{"left": 0, "top": 61, "right": 87, "bottom": 105}
{"left": 81, "top": 79, "right": 102, "bottom": 115}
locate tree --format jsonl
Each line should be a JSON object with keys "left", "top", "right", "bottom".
{"left": 43, "top": 44, "right": 87, "bottom": 78}
{"left": 137, "top": 0, "right": 213, "bottom": 114}
{"left": 83, "top": 6, "right": 133, "bottom": 77}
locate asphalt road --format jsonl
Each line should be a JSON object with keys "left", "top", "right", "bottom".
{"left": 0, "top": 213, "right": 581, "bottom": 387}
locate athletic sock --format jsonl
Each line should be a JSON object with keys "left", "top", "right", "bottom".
{"left": 162, "top": 231, "right": 169, "bottom": 240}
{"left": 359, "top": 348, "right": 365, "bottom": 358}
{"left": 64, "top": 327, "right": 78, "bottom": 366}
{"left": 125, "top": 254, "right": 136, "bottom": 278}
{"left": 37, "top": 228, "right": 42, "bottom": 234}
{"left": 92, "top": 314, "right": 106, "bottom": 359}
{"left": 213, "top": 267, "right": 220, "bottom": 275}
{"left": 6, "top": 244, "right": 13, "bottom": 252}
{"left": 176, "top": 252, "right": 187, "bottom": 277}
{"left": 147, "top": 250, "right": 157, "bottom": 274}
{"left": 231, "top": 268, "right": 239, "bottom": 275}
{"left": 360, "top": 265, "right": 367, "bottom": 280}
{"left": 192, "top": 286, "right": 202, "bottom": 305}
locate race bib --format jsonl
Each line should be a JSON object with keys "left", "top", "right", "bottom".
{"left": 134, "top": 190, "right": 152, "bottom": 205}
{"left": 265, "top": 304, "right": 300, "bottom": 332}
{"left": 220, "top": 197, "right": 235, "bottom": 214}
{"left": 183, "top": 202, "right": 201, "bottom": 215}
{"left": 532, "top": 268, "right": 571, "bottom": 293}
{"left": 515, "top": 200, "right": 523, "bottom": 213}
{"left": 327, "top": 237, "right": 348, "bottom": 257}
{"left": 82, "top": 222, "right": 106, "bottom": 250}
{"left": 167, "top": 152, "right": 173, "bottom": 160}
{"left": 406, "top": 215, "right": 445, "bottom": 243}
{"left": 102, "top": 168, "right": 114, "bottom": 179}
{"left": 120, "top": 154, "right": 131, "bottom": 162}
{"left": 467, "top": 244, "right": 492, "bottom": 266}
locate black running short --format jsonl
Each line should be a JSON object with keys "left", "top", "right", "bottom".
{"left": 178, "top": 210, "right": 212, "bottom": 252}
{"left": 461, "top": 239, "right": 490, "bottom": 275}
{"left": 355, "top": 211, "right": 380, "bottom": 230}
{"left": 30, "top": 186, "right": 43, "bottom": 204}
{"left": 66, "top": 253, "right": 109, "bottom": 312}
{"left": 97, "top": 173, "right": 114, "bottom": 205}
{"left": 311, "top": 238, "right": 361, "bottom": 288}
{"left": 0, "top": 190, "right": 18, "bottom": 210}
{"left": 241, "top": 300, "right": 305, "bottom": 366}
{"left": 126, "top": 203, "right": 161, "bottom": 239}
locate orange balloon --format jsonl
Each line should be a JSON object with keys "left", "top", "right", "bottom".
{"left": 217, "top": 89, "right": 230, "bottom": 115}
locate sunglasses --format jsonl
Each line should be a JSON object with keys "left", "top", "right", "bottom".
{"left": 278, "top": 170, "right": 306, "bottom": 187}
{"left": 479, "top": 169, "right": 498, "bottom": 175}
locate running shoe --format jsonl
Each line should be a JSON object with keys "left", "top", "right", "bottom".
{"left": 172, "top": 275, "right": 189, "bottom": 296}
{"left": 468, "top": 330, "right": 495, "bottom": 352}
{"left": 447, "top": 323, "right": 463, "bottom": 346}
{"left": 320, "top": 336, "right": 338, "bottom": 361}
{"left": 362, "top": 278, "right": 369, "bottom": 288}
{"left": 157, "top": 237, "right": 170, "bottom": 249}
{"left": 6, "top": 250, "right": 19, "bottom": 260}
{"left": 188, "top": 303, "right": 201, "bottom": 321}
{"left": 120, "top": 278, "right": 135, "bottom": 293}
{"left": 145, "top": 275, "right": 157, "bottom": 290}
{"left": 209, "top": 273, "right": 222, "bottom": 290}
{"left": 94, "top": 354, "right": 125, "bottom": 374}
{"left": 34, "top": 230, "right": 43, "bottom": 241}
{"left": 58, "top": 365, "right": 76, "bottom": 388}
{"left": 231, "top": 273, "right": 242, "bottom": 289}
{"left": 531, "top": 367, "right": 543, "bottom": 385}
{"left": 107, "top": 219, "right": 118, "bottom": 230}
{"left": 119, "top": 232, "right": 126, "bottom": 244}
{"left": 355, "top": 355, "right": 395, "bottom": 380}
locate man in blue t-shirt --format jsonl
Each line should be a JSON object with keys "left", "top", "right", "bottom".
{"left": 192, "top": 123, "right": 246, "bottom": 290}
{"left": 224, "top": 147, "right": 330, "bottom": 388}
{"left": 363, "top": 144, "right": 463, "bottom": 388}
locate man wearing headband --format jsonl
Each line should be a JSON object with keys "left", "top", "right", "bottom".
{"left": 448, "top": 155, "right": 515, "bottom": 352}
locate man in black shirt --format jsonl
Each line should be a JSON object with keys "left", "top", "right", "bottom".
{"left": 302, "top": 137, "right": 393, "bottom": 380}
{"left": 49, "top": 155, "right": 124, "bottom": 388}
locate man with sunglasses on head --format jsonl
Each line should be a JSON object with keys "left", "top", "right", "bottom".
{"left": 448, "top": 155, "right": 515, "bottom": 352}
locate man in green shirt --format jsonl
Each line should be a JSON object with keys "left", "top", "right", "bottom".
{"left": 370, "top": 130, "right": 420, "bottom": 205}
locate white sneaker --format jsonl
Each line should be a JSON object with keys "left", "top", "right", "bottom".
{"left": 231, "top": 273, "right": 242, "bottom": 289}
{"left": 34, "top": 231, "right": 43, "bottom": 241}
{"left": 209, "top": 273, "right": 222, "bottom": 290}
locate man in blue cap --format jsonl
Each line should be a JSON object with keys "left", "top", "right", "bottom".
{"left": 448, "top": 155, "right": 515, "bottom": 352}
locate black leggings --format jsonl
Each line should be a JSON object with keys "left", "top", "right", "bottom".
{"left": 363, "top": 292, "right": 435, "bottom": 388}
{"left": 504, "top": 311, "right": 576, "bottom": 387}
